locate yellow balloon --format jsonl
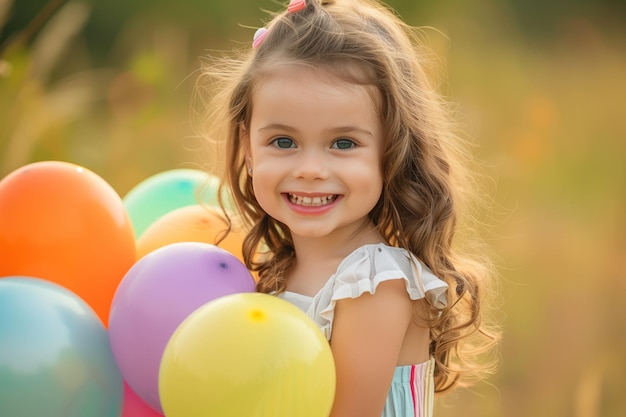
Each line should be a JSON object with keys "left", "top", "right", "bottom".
{"left": 159, "top": 292, "right": 335, "bottom": 417}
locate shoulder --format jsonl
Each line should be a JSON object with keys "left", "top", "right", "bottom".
{"left": 332, "top": 243, "right": 447, "bottom": 306}
{"left": 310, "top": 244, "right": 448, "bottom": 340}
{"left": 337, "top": 243, "right": 412, "bottom": 271}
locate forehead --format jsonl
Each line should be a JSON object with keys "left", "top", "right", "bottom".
{"left": 251, "top": 60, "right": 381, "bottom": 113}
{"left": 248, "top": 64, "right": 383, "bottom": 142}
{"left": 257, "top": 54, "right": 376, "bottom": 81}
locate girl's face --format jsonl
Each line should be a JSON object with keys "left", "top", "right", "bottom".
{"left": 244, "top": 65, "right": 384, "bottom": 243}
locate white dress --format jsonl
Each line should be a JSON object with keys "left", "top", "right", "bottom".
{"left": 278, "top": 243, "right": 448, "bottom": 417}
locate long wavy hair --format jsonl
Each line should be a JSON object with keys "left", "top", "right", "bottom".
{"left": 196, "top": 0, "right": 500, "bottom": 393}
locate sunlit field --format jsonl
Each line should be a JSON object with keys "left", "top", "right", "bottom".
{"left": 1, "top": 1, "right": 625, "bottom": 416}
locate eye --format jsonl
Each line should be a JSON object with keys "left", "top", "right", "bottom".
{"left": 270, "top": 137, "right": 296, "bottom": 149}
{"left": 332, "top": 138, "right": 356, "bottom": 150}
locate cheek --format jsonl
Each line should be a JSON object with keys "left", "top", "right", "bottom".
{"left": 250, "top": 166, "right": 279, "bottom": 208}
{"left": 356, "top": 156, "right": 383, "bottom": 182}
{"left": 366, "top": 161, "right": 384, "bottom": 202}
{"left": 350, "top": 165, "right": 383, "bottom": 201}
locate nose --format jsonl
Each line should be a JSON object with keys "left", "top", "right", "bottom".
{"left": 292, "top": 149, "right": 329, "bottom": 180}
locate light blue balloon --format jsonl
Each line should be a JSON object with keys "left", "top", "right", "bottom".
{"left": 123, "top": 169, "right": 228, "bottom": 239}
{"left": 0, "top": 277, "right": 123, "bottom": 417}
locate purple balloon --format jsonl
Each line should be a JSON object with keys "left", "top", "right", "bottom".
{"left": 108, "top": 242, "right": 255, "bottom": 414}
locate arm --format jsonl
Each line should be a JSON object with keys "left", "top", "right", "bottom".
{"left": 328, "top": 278, "right": 413, "bottom": 417}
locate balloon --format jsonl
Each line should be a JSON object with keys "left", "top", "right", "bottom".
{"left": 0, "top": 277, "right": 123, "bottom": 417}
{"left": 123, "top": 169, "right": 230, "bottom": 239}
{"left": 159, "top": 292, "right": 336, "bottom": 417}
{"left": 136, "top": 204, "right": 245, "bottom": 262}
{"left": 108, "top": 242, "right": 256, "bottom": 413}
{"left": 0, "top": 161, "right": 136, "bottom": 325}
{"left": 122, "top": 382, "right": 163, "bottom": 417}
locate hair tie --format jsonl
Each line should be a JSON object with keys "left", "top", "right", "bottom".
{"left": 288, "top": 0, "right": 307, "bottom": 13}
{"left": 252, "top": 28, "right": 269, "bottom": 49}
{"left": 252, "top": 0, "right": 307, "bottom": 49}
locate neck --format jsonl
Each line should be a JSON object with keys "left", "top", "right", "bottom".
{"left": 283, "top": 221, "right": 385, "bottom": 296}
{"left": 291, "top": 220, "right": 385, "bottom": 265}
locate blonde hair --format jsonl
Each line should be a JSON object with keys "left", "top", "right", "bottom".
{"left": 197, "top": 0, "right": 500, "bottom": 393}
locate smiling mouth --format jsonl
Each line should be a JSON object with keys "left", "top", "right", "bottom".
{"left": 287, "top": 193, "right": 338, "bottom": 207}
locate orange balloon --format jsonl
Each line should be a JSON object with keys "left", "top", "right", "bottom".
{"left": 136, "top": 205, "right": 246, "bottom": 263}
{"left": 0, "top": 161, "right": 136, "bottom": 325}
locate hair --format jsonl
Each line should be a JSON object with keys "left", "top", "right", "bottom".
{"left": 196, "top": 0, "right": 500, "bottom": 393}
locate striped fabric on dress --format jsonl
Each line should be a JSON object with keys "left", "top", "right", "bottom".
{"left": 382, "top": 358, "right": 435, "bottom": 417}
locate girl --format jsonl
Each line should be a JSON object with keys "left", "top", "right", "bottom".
{"left": 201, "top": 0, "right": 500, "bottom": 416}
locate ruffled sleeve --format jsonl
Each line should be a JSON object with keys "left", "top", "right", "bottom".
{"left": 308, "top": 244, "right": 448, "bottom": 340}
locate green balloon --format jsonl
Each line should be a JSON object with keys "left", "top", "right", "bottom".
{"left": 0, "top": 277, "right": 123, "bottom": 417}
{"left": 123, "top": 169, "right": 225, "bottom": 239}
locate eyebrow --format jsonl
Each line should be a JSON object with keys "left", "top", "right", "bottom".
{"left": 257, "top": 123, "right": 374, "bottom": 137}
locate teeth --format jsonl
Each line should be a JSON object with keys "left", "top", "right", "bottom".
{"left": 288, "top": 193, "right": 337, "bottom": 207}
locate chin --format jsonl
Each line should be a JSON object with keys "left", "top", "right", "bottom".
{"left": 288, "top": 227, "right": 334, "bottom": 239}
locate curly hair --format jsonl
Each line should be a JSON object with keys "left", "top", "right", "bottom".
{"left": 196, "top": 0, "right": 500, "bottom": 393}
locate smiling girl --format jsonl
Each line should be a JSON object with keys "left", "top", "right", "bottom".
{"left": 199, "top": 0, "right": 500, "bottom": 416}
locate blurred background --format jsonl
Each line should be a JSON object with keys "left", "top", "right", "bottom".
{"left": 1, "top": 0, "right": 624, "bottom": 416}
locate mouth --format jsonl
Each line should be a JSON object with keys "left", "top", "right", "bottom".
{"left": 286, "top": 193, "right": 339, "bottom": 207}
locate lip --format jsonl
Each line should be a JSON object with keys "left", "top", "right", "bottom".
{"left": 281, "top": 192, "right": 342, "bottom": 215}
